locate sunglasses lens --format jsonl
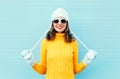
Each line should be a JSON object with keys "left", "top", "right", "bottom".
{"left": 53, "top": 20, "right": 59, "bottom": 23}
{"left": 61, "top": 19, "right": 67, "bottom": 23}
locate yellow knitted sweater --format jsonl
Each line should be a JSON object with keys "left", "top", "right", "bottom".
{"left": 32, "top": 33, "right": 87, "bottom": 79}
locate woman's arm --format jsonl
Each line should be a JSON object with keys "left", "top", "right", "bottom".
{"left": 32, "top": 39, "right": 47, "bottom": 74}
{"left": 73, "top": 41, "right": 87, "bottom": 74}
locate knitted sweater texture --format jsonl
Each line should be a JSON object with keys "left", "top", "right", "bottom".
{"left": 32, "top": 33, "right": 86, "bottom": 79}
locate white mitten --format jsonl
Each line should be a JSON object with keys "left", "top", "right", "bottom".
{"left": 21, "top": 50, "right": 35, "bottom": 66}
{"left": 83, "top": 50, "right": 97, "bottom": 65}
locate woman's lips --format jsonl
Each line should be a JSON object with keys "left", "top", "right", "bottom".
{"left": 57, "top": 26, "right": 63, "bottom": 29}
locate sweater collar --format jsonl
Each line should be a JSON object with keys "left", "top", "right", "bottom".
{"left": 55, "top": 33, "right": 65, "bottom": 39}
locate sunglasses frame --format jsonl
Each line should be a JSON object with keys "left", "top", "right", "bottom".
{"left": 53, "top": 19, "right": 67, "bottom": 24}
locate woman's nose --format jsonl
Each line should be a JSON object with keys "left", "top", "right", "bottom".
{"left": 58, "top": 22, "right": 61, "bottom": 24}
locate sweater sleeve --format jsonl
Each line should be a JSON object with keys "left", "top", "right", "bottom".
{"left": 32, "top": 39, "right": 47, "bottom": 74}
{"left": 73, "top": 41, "right": 87, "bottom": 74}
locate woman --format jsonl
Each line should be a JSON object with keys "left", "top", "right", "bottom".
{"left": 21, "top": 8, "right": 96, "bottom": 79}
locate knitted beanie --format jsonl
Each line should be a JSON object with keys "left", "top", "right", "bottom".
{"left": 51, "top": 8, "right": 69, "bottom": 21}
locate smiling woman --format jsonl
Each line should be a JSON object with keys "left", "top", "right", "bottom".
{"left": 21, "top": 8, "right": 96, "bottom": 79}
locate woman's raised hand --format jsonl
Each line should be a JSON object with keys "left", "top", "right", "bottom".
{"left": 83, "top": 50, "right": 97, "bottom": 65}
{"left": 21, "top": 50, "right": 35, "bottom": 66}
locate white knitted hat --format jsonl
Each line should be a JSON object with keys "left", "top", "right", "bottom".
{"left": 51, "top": 8, "right": 69, "bottom": 21}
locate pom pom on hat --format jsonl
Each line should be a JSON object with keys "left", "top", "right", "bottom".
{"left": 51, "top": 8, "right": 69, "bottom": 21}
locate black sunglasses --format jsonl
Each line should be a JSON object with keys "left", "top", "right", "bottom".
{"left": 53, "top": 19, "right": 67, "bottom": 24}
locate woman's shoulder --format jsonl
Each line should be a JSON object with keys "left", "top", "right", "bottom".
{"left": 41, "top": 38, "right": 48, "bottom": 44}
{"left": 71, "top": 39, "right": 78, "bottom": 46}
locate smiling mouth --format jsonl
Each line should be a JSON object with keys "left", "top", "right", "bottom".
{"left": 57, "top": 26, "right": 62, "bottom": 29}
{"left": 56, "top": 25, "right": 63, "bottom": 29}
{"left": 57, "top": 26, "right": 64, "bottom": 30}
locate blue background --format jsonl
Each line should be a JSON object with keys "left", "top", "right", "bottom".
{"left": 0, "top": 0, "right": 120, "bottom": 79}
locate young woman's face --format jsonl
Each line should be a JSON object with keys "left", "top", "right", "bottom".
{"left": 53, "top": 16, "right": 67, "bottom": 33}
